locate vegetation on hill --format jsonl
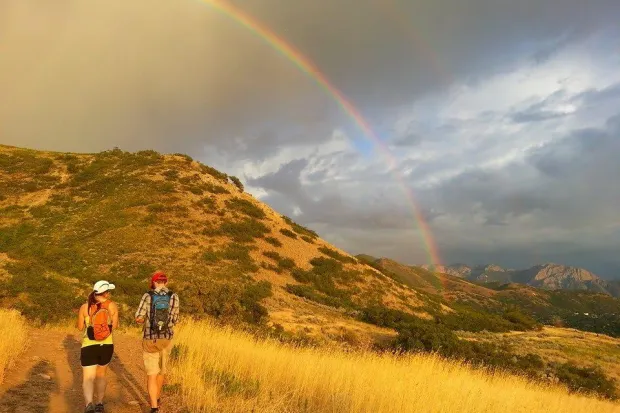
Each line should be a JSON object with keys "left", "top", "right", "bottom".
{"left": 459, "top": 327, "right": 620, "bottom": 400}
{"left": 0, "top": 145, "right": 417, "bottom": 328}
{"left": 360, "top": 256, "right": 620, "bottom": 338}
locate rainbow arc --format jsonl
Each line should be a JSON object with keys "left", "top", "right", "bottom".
{"left": 198, "top": 0, "right": 442, "bottom": 267}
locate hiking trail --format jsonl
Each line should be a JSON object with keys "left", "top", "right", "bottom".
{"left": 0, "top": 329, "right": 176, "bottom": 413}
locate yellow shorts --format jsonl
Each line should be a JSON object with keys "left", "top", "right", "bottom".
{"left": 142, "top": 339, "right": 172, "bottom": 376}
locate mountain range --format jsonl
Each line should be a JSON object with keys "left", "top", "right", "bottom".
{"left": 420, "top": 263, "right": 620, "bottom": 297}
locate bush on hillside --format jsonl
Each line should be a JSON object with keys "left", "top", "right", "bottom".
{"left": 286, "top": 284, "right": 353, "bottom": 309}
{"left": 264, "top": 236, "right": 283, "bottom": 247}
{"left": 438, "top": 305, "right": 540, "bottom": 333}
{"left": 290, "top": 260, "right": 355, "bottom": 303}
{"left": 225, "top": 198, "right": 266, "bottom": 219}
{"left": 282, "top": 215, "right": 318, "bottom": 238}
{"left": 174, "top": 153, "right": 193, "bottom": 162}
{"left": 199, "top": 163, "right": 228, "bottom": 182}
{"left": 229, "top": 176, "right": 244, "bottom": 192}
{"left": 202, "top": 248, "right": 220, "bottom": 264}
{"left": 163, "top": 169, "right": 180, "bottom": 180}
{"left": 279, "top": 228, "right": 297, "bottom": 239}
{"left": 219, "top": 219, "right": 270, "bottom": 243}
{"left": 0, "top": 151, "right": 54, "bottom": 175}
{"left": 318, "top": 246, "right": 357, "bottom": 264}
{"left": 262, "top": 251, "right": 295, "bottom": 272}
{"left": 502, "top": 310, "right": 541, "bottom": 330}
{"left": 554, "top": 362, "right": 617, "bottom": 400}
{"left": 300, "top": 236, "right": 315, "bottom": 244}
{"left": 240, "top": 281, "right": 272, "bottom": 324}
{"left": 0, "top": 262, "right": 83, "bottom": 323}
{"left": 218, "top": 244, "right": 259, "bottom": 273}
{"left": 204, "top": 184, "right": 230, "bottom": 195}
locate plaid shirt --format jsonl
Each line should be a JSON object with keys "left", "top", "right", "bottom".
{"left": 134, "top": 287, "right": 180, "bottom": 339}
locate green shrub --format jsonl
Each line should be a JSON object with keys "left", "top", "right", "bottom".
{"left": 502, "top": 310, "right": 541, "bottom": 330}
{"left": 0, "top": 151, "right": 54, "bottom": 175}
{"left": 301, "top": 236, "right": 315, "bottom": 244}
{"left": 262, "top": 251, "right": 281, "bottom": 261}
{"left": 163, "top": 169, "right": 180, "bottom": 180}
{"left": 318, "top": 246, "right": 356, "bottom": 264}
{"left": 262, "top": 251, "right": 296, "bottom": 271}
{"left": 240, "top": 281, "right": 272, "bottom": 324}
{"left": 202, "top": 248, "right": 220, "bottom": 264}
{"left": 554, "top": 362, "right": 617, "bottom": 400}
{"left": 291, "top": 260, "right": 353, "bottom": 301}
{"left": 179, "top": 175, "right": 199, "bottom": 185}
{"left": 188, "top": 186, "right": 204, "bottom": 195}
{"left": 198, "top": 196, "right": 217, "bottom": 210}
{"left": 205, "top": 184, "right": 230, "bottom": 194}
{"left": 286, "top": 284, "right": 352, "bottom": 309}
{"left": 264, "top": 237, "right": 282, "bottom": 247}
{"left": 0, "top": 262, "right": 83, "bottom": 323}
{"left": 199, "top": 163, "right": 228, "bottom": 182}
{"left": 158, "top": 182, "right": 176, "bottom": 193}
{"left": 277, "top": 257, "right": 296, "bottom": 270}
{"left": 225, "top": 198, "right": 265, "bottom": 219}
{"left": 309, "top": 257, "right": 343, "bottom": 275}
{"left": 279, "top": 228, "right": 297, "bottom": 239}
{"left": 147, "top": 204, "right": 167, "bottom": 213}
{"left": 229, "top": 176, "right": 244, "bottom": 192}
{"left": 261, "top": 262, "right": 282, "bottom": 274}
{"left": 219, "top": 243, "right": 259, "bottom": 273}
{"left": 219, "top": 219, "right": 270, "bottom": 243}
{"left": 282, "top": 215, "right": 318, "bottom": 238}
{"left": 174, "top": 153, "right": 193, "bottom": 162}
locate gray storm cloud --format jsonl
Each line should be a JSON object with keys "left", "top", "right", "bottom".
{"left": 3, "top": 0, "right": 618, "bottom": 154}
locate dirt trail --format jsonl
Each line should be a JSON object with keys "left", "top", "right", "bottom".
{"left": 0, "top": 329, "right": 165, "bottom": 413}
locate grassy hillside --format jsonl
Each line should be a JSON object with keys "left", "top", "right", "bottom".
{"left": 167, "top": 319, "right": 620, "bottom": 413}
{"left": 0, "top": 144, "right": 423, "bottom": 335}
{"left": 361, "top": 256, "right": 620, "bottom": 338}
{"left": 459, "top": 327, "right": 620, "bottom": 388}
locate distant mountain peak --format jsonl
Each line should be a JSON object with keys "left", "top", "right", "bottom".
{"left": 416, "top": 260, "right": 616, "bottom": 297}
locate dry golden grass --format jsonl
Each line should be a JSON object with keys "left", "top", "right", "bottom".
{"left": 0, "top": 309, "right": 27, "bottom": 384}
{"left": 170, "top": 319, "right": 620, "bottom": 413}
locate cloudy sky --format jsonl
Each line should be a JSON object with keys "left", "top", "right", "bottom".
{"left": 2, "top": 0, "right": 620, "bottom": 277}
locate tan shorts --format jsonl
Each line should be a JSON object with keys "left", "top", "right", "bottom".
{"left": 142, "top": 339, "right": 172, "bottom": 376}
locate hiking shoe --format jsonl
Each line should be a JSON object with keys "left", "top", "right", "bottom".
{"left": 95, "top": 403, "right": 104, "bottom": 413}
{"left": 84, "top": 403, "right": 96, "bottom": 413}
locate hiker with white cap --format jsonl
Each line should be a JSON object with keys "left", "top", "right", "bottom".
{"left": 76, "top": 280, "right": 119, "bottom": 413}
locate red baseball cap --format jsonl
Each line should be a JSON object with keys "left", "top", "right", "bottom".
{"left": 150, "top": 271, "right": 168, "bottom": 288}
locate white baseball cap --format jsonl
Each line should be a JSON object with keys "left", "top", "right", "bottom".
{"left": 93, "top": 280, "right": 116, "bottom": 294}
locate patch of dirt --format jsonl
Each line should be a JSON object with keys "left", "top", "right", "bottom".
{"left": 0, "top": 329, "right": 182, "bottom": 413}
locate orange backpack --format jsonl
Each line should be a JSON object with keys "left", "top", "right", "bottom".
{"left": 87, "top": 300, "right": 113, "bottom": 341}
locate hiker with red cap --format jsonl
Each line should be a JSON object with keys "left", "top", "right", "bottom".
{"left": 134, "top": 271, "right": 180, "bottom": 413}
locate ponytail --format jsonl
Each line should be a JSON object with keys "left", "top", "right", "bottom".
{"left": 87, "top": 291, "right": 97, "bottom": 314}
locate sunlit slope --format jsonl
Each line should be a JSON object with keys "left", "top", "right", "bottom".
{"left": 0, "top": 144, "right": 424, "bottom": 336}
{"left": 169, "top": 319, "right": 620, "bottom": 413}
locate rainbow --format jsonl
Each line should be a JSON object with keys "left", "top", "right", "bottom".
{"left": 198, "top": 0, "right": 442, "bottom": 268}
